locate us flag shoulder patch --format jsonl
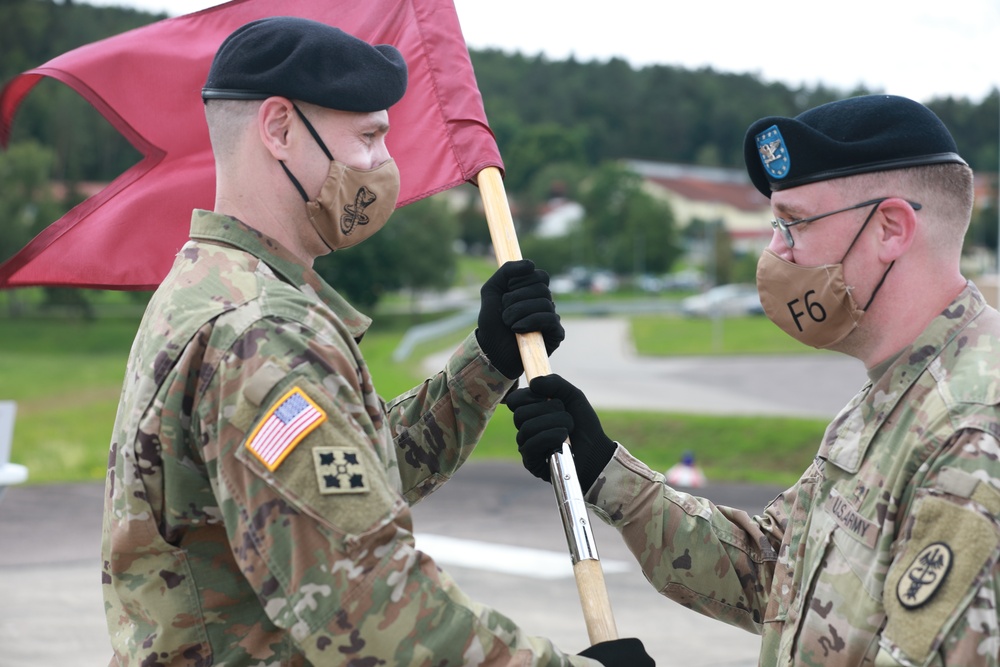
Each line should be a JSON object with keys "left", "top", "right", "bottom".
{"left": 245, "top": 387, "right": 326, "bottom": 471}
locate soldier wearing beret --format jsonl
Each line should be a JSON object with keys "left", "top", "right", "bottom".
{"left": 509, "top": 94, "right": 1000, "bottom": 665}
{"left": 101, "top": 16, "right": 653, "bottom": 667}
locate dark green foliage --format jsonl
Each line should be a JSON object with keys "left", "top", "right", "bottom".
{"left": 313, "top": 197, "right": 459, "bottom": 310}
{"left": 1, "top": 1, "right": 157, "bottom": 182}
{"left": 0, "top": 1, "right": 165, "bottom": 82}
{"left": 3, "top": 2, "right": 995, "bottom": 190}
{"left": 519, "top": 161, "right": 682, "bottom": 277}
{"left": 519, "top": 235, "right": 577, "bottom": 277}
{"left": 0, "top": 0, "right": 996, "bottom": 312}
{"left": 928, "top": 92, "right": 1000, "bottom": 177}
{"left": 469, "top": 49, "right": 998, "bottom": 178}
{"left": 577, "top": 162, "right": 681, "bottom": 274}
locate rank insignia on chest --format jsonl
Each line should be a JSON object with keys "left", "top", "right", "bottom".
{"left": 896, "top": 541, "right": 953, "bottom": 609}
{"left": 245, "top": 387, "right": 327, "bottom": 471}
{"left": 313, "top": 446, "right": 369, "bottom": 495}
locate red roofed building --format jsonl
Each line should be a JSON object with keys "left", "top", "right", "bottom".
{"left": 623, "top": 159, "right": 772, "bottom": 255}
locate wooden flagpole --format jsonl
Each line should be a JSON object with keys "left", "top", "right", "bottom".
{"left": 476, "top": 165, "right": 619, "bottom": 645}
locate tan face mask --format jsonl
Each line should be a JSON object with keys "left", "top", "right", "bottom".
{"left": 305, "top": 158, "right": 399, "bottom": 251}
{"left": 755, "top": 205, "right": 893, "bottom": 349}
{"left": 756, "top": 250, "right": 867, "bottom": 349}
{"left": 281, "top": 104, "right": 399, "bottom": 251}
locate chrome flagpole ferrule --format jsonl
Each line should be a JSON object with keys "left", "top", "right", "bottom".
{"left": 549, "top": 441, "right": 599, "bottom": 564}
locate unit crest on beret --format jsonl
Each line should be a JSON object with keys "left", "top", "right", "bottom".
{"left": 743, "top": 95, "right": 967, "bottom": 198}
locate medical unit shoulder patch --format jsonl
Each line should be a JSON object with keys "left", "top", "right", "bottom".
{"left": 896, "top": 541, "right": 953, "bottom": 609}
{"left": 246, "top": 386, "right": 327, "bottom": 471}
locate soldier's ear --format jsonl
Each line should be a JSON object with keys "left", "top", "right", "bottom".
{"left": 875, "top": 198, "right": 917, "bottom": 263}
{"left": 258, "top": 97, "right": 295, "bottom": 161}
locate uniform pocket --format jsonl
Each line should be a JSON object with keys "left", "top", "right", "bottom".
{"left": 787, "top": 501, "right": 885, "bottom": 665}
{"left": 109, "top": 544, "right": 212, "bottom": 663}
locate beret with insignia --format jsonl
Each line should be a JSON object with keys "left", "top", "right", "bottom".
{"left": 743, "top": 94, "right": 967, "bottom": 198}
{"left": 202, "top": 16, "right": 408, "bottom": 112}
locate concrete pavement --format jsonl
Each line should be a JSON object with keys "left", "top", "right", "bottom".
{"left": 0, "top": 316, "right": 867, "bottom": 665}
{"left": 427, "top": 317, "right": 868, "bottom": 419}
{"left": 0, "top": 469, "right": 776, "bottom": 667}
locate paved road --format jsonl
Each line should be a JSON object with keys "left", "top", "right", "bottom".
{"left": 1, "top": 316, "right": 866, "bottom": 665}
{"left": 0, "top": 467, "right": 778, "bottom": 667}
{"left": 427, "top": 317, "right": 868, "bottom": 418}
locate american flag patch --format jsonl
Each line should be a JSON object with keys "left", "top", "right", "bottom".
{"left": 245, "top": 387, "right": 326, "bottom": 471}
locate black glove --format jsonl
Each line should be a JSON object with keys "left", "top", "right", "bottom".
{"left": 578, "top": 638, "right": 655, "bottom": 666}
{"left": 506, "top": 374, "right": 616, "bottom": 492}
{"left": 476, "top": 259, "right": 564, "bottom": 379}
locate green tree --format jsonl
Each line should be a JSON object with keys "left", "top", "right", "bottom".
{"left": 0, "top": 140, "right": 86, "bottom": 316}
{"left": 966, "top": 194, "right": 998, "bottom": 253}
{"left": 519, "top": 161, "right": 588, "bottom": 226}
{"left": 685, "top": 218, "right": 737, "bottom": 285}
{"left": 387, "top": 197, "right": 459, "bottom": 297}
{"left": 501, "top": 122, "right": 588, "bottom": 193}
{"left": 1, "top": 1, "right": 153, "bottom": 182}
{"left": 576, "top": 162, "right": 681, "bottom": 275}
{"left": 0, "top": 141, "right": 61, "bottom": 265}
{"left": 519, "top": 236, "right": 577, "bottom": 277}
{"left": 314, "top": 196, "right": 459, "bottom": 310}
{"left": 928, "top": 89, "right": 999, "bottom": 174}
{"left": 455, "top": 187, "right": 494, "bottom": 255}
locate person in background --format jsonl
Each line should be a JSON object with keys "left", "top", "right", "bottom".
{"left": 102, "top": 16, "right": 653, "bottom": 667}
{"left": 509, "top": 94, "right": 1000, "bottom": 666}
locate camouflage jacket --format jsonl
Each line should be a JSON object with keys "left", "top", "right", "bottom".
{"left": 588, "top": 282, "right": 1000, "bottom": 666}
{"left": 102, "top": 211, "right": 599, "bottom": 666}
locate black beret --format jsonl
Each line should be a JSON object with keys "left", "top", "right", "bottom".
{"left": 744, "top": 94, "right": 967, "bottom": 198}
{"left": 202, "top": 16, "right": 407, "bottom": 112}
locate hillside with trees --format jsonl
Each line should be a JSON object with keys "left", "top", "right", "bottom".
{"left": 1, "top": 0, "right": 997, "bottom": 309}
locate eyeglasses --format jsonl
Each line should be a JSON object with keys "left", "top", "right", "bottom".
{"left": 771, "top": 197, "right": 922, "bottom": 248}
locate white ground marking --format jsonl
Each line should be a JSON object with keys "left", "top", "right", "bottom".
{"left": 415, "top": 534, "right": 632, "bottom": 579}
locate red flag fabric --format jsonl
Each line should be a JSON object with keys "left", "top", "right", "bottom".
{"left": 0, "top": 0, "right": 502, "bottom": 290}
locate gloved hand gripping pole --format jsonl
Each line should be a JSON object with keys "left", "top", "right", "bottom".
{"left": 476, "top": 166, "right": 618, "bottom": 645}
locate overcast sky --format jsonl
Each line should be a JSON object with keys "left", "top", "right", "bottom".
{"left": 83, "top": 0, "right": 999, "bottom": 104}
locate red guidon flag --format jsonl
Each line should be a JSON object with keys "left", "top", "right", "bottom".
{"left": 0, "top": 0, "right": 502, "bottom": 290}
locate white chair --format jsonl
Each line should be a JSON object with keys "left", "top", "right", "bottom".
{"left": 0, "top": 401, "right": 28, "bottom": 503}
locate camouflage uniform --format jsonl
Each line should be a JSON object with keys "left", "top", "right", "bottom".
{"left": 588, "top": 283, "right": 1000, "bottom": 666}
{"left": 102, "top": 210, "right": 600, "bottom": 666}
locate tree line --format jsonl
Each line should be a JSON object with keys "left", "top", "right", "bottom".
{"left": 1, "top": 0, "right": 997, "bottom": 311}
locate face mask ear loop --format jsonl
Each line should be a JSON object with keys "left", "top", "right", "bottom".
{"left": 278, "top": 103, "right": 335, "bottom": 204}
{"left": 844, "top": 201, "right": 892, "bottom": 311}
{"left": 279, "top": 161, "right": 310, "bottom": 203}
{"left": 839, "top": 202, "right": 882, "bottom": 263}
{"left": 291, "top": 103, "right": 334, "bottom": 160}
{"left": 862, "top": 261, "right": 895, "bottom": 310}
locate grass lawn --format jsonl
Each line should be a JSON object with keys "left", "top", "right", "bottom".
{"left": 629, "top": 312, "right": 825, "bottom": 356}
{"left": 1, "top": 302, "right": 826, "bottom": 489}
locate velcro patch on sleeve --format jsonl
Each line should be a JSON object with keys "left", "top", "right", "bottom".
{"left": 245, "top": 387, "right": 326, "bottom": 471}
{"left": 883, "top": 493, "right": 1000, "bottom": 663}
{"left": 313, "top": 446, "right": 369, "bottom": 495}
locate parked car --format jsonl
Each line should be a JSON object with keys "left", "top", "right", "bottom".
{"left": 681, "top": 283, "right": 763, "bottom": 317}
{"left": 549, "top": 267, "right": 620, "bottom": 295}
{"left": 634, "top": 273, "right": 666, "bottom": 293}
{"left": 660, "top": 269, "right": 704, "bottom": 292}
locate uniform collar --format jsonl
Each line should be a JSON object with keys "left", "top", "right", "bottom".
{"left": 821, "top": 282, "right": 987, "bottom": 473}
{"left": 188, "top": 210, "right": 372, "bottom": 339}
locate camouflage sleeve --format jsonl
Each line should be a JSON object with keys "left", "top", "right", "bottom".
{"left": 197, "top": 321, "right": 593, "bottom": 665}
{"left": 878, "top": 429, "right": 1000, "bottom": 666}
{"left": 384, "top": 331, "right": 516, "bottom": 505}
{"left": 588, "top": 444, "right": 787, "bottom": 634}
